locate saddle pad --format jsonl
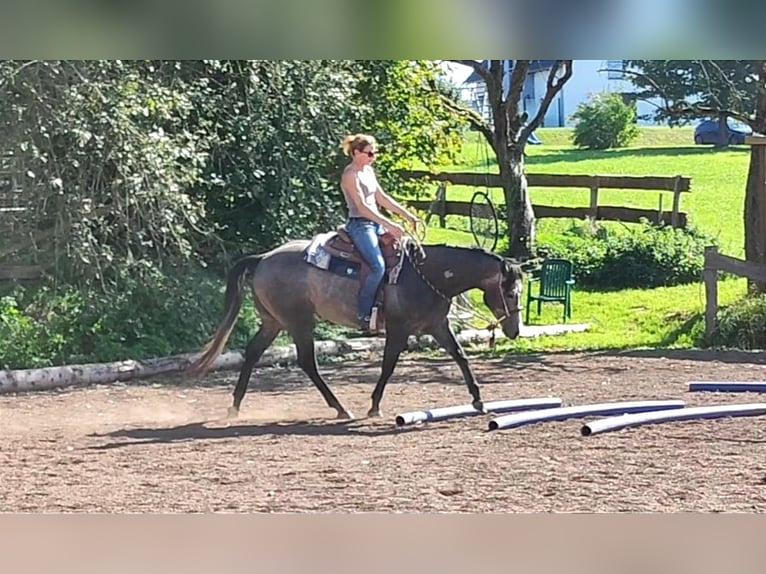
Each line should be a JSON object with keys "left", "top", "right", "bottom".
{"left": 303, "top": 231, "right": 334, "bottom": 270}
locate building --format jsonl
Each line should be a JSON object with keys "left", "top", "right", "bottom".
{"left": 458, "top": 60, "right": 664, "bottom": 128}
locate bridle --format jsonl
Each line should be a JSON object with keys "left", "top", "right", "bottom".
{"left": 402, "top": 237, "right": 522, "bottom": 347}
{"left": 484, "top": 274, "right": 523, "bottom": 347}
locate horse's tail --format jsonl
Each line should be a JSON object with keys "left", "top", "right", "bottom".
{"left": 188, "top": 254, "right": 262, "bottom": 378}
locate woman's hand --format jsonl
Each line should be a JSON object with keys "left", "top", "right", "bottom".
{"left": 404, "top": 213, "right": 421, "bottom": 235}
{"left": 385, "top": 221, "right": 406, "bottom": 240}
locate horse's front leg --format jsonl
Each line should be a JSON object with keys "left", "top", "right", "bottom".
{"left": 368, "top": 326, "right": 410, "bottom": 418}
{"left": 427, "top": 318, "right": 483, "bottom": 411}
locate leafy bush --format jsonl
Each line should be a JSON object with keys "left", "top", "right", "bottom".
{"left": 0, "top": 271, "right": 228, "bottom": 369}
{"left": 0, "top": 294, "right": 48, "bottom": 369}
{"left": 0, "top": 264, "right": 354, "bottom": 370}
{"left": 0, "top": 60, "right": 464, "bottom": 289}
{"left": 710, "top": 294, "right": 766, "bottom": 350}
{"left": 570, "top": 92, "right": 640, "bottom": 150}
{"left": 536, "top": 219, "right": 718, "bottom": 289}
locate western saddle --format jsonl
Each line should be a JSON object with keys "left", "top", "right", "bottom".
{"left": 319, "top": 224, "right": 405, "bottom": 330}
{"left": 323, "top": 224, "right": 402, "bottom": 280}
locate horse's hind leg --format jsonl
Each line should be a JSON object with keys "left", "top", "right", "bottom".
{"left": 289, "top": 323, "right": 354, "bottom": 420}
{"left": 229, "top": 318, "right": 282, "bottom": 418}
{"left": 428, "top": 318, "right": 483, "bottom": 411}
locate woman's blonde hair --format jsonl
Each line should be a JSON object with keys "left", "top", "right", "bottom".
{"left": 341, "top": 133, "right": 376, "bottom": 156}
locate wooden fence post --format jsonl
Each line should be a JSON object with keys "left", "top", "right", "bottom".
{"left": 589, "top": 176, "right": 599, "bottom": 219}
{"left": 657, "top": 193, "right": 664, "bottom": 225}
{"left": 671, "top": 175, "right": 682, "bottom": 228}
{"left": 425, "top": 182, "right": 447, "bottom": 228}
{"left": 703, "top": 245, "right": 719, "bottom": 344}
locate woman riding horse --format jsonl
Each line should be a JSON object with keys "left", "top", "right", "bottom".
{"left": 339, "top": 133, "right": 420, "bottom": 332}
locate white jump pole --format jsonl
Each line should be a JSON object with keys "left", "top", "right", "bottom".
{"left": 581, "top": 403, "right": 766, "bottom": 436}
{"left": 488, "top": 399, "right": 686, "bottom": 431}
{"left": 395, "top": 397, "right": 562, "bottom": 426}
{"left": 688, "top": 381, "right": 766, "bottom": 393}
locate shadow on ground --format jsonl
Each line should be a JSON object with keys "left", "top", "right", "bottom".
{"left": 88, "top": 417, "right": 439, "bottom": 449}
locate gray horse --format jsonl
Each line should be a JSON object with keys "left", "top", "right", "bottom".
{"left": 189, "top": 236, "right": 524, "bottom": 419}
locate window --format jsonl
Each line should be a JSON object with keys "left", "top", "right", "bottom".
{"left": 607, "top": 60, "right": 624, "bottom": 80}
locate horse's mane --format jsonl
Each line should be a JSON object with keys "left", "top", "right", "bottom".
{"left": 410, "top": 241, "right": 525, "bottom": 283}
{"left": 416, "top": 241, "right": 506, "bottom": 263}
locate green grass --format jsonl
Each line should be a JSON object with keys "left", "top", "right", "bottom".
{"left": 400, "top": 125, "right": 753, "bottom": 353}
{"left": 419, "top": 126, "right": 750, "bottom": 258}
{"left": 496, "top": 276, "right": 746, "bottom": 354}
{"left": 450, "top": 274, "right": 747, "bottom": 356}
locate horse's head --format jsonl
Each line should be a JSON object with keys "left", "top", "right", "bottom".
{"left": 481, "top": 257, "right": 524, "bottom": 339}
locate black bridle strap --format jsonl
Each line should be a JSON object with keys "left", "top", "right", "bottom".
{"left": 485, "top": 277, "right": 523, "bottom": 347}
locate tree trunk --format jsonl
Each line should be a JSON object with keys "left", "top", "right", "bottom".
{"left": 744, "top": 145, "right": 766, "bottom": 293}
{"left": 1, "top": 329, "right": 519, "bottom": 395}
{"left": 0, "top": 341, "right": 348, "bottom": 394}
{"left": 744, "top": 60, "right": 766, "bottom": 294}
{"left": 716, "top": 111, "right": 729, "bottom": 148}
{"left": 501, "top": 144, "right": 535, "bottom": 260}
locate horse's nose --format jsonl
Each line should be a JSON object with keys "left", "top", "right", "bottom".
{"left": 502, "top": 321, "right": 520, "bottom": 339}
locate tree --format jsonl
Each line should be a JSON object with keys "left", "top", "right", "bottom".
{"left": 627, "top": 60, "right": 766, "bottom": 292}
{"left": 625, "top": 60, "right": 757, "bottom": 148}
{"left": 445, "top": 60, "right": 573, "bottom": 260}
{"left": 0, "top": 60, "right": 465, "bottom": 285}
{"left": 352, "top": 60, "right": 465, "bottom": 199}
{"left": 742, "top": 61, "right": 766, "bottom": 292}
{"left": 151, "top": 60, "right": 464, "bottom": 260}
{"left": 0, "top": 60, "right": 213, "bottom": 289}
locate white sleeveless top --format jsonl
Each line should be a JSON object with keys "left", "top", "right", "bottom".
{"left": 345, "top": 166, "right": 382, "bottom": 219}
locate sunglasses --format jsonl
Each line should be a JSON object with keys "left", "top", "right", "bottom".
{"left": 359, "top": 149, "right": 376, "bottom": 157}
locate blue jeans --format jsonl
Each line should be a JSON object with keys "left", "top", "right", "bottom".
{"left": 345, "top": 217, "right": 386, "bottom": 320}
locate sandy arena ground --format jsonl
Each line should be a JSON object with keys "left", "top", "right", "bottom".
{"left": 2, "top": 348, "right": 766, "bottom": 513}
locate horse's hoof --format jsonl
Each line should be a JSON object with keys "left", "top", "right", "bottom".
{"left": 227, "top": 406, "right": 239, "bottom": 419}
{"left": 367, "top": 408, "right": 381, "bottom": 418}
{"left": 337, "top": 410, "right": 355, "bottom": 420}
{"left": 472, "top": 400, "right": 486, "bottom": 414}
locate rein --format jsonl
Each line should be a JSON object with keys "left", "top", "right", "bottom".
{"left": 400, "top": 237, "right": 522, "bottom": 348}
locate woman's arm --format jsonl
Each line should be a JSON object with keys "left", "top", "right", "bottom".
{"left": 375, "top": 186, "right": 419, "bottom": 228}
{"left": 341, "top": 170, "right": 405, "bottom": 237}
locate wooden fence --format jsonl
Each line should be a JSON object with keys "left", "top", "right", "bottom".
{"left": 1, "top": 152, "right": 42, "bottom": 282}
{"left": 0, "top": 265, "right": 43, "bottom": 281}
{"left": 703, "top": 246, "right": 766, "bottom": 343}
{"left": 398, "top": 170, "right": 692, "bottom": 228}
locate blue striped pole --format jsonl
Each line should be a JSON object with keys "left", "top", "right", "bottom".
{"left": 688, "top": 381, "right": 766, "bottom": 393}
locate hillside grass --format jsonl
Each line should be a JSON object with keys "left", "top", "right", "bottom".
{"left": 424, "top": 126, "right": 749, "bottom": 257}
{"left": 403, "top": 125, "right": 751, "bottom": 354}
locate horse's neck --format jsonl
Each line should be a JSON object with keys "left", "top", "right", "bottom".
{"left": 416, "top": 245, "right": 494, "bottom": 297}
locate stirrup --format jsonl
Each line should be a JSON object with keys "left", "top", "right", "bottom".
{"left": 358, "top": 317, "right": 374, "bottom": 335}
